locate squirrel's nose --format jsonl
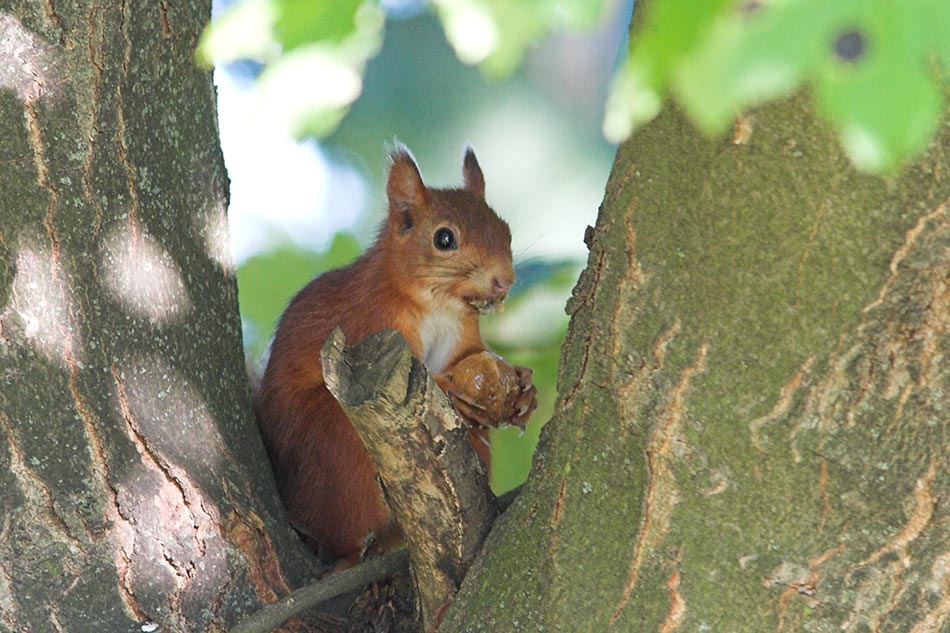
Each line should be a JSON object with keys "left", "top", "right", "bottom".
{"left": 491, "top": 276, "right": 513, "bottom": 297}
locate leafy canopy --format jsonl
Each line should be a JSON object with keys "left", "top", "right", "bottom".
{"left": 202, "top": 0, "right": 950, "bottom": 172}
{"left": 198, "top": 0, "right": 607, "bottom": 137}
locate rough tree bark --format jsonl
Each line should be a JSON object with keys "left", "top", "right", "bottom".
{"left": 0, "top": 1, "right": 316, "bottom": 630}
{"left": 440, "top": 8, "right": 950, "bottom": 633}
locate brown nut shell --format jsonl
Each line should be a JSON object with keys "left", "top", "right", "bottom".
{"left": 444, "top": 351, "right": 520, "bottom": 426}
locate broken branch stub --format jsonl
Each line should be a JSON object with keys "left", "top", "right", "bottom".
{"left": 321, "top": 328, "right": 498, "bottom": 631}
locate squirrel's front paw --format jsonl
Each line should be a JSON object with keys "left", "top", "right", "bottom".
{"left": 510, "top": 365, "right": 538, "bottom": 430}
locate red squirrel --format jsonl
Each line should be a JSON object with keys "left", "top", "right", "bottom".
{"left": 255, "top": 145, "right": 537, "bottom": 565}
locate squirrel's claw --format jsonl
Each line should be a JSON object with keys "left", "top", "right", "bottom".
{"left": 435, "top": 373, "right": 494, "bottom": 428}
{"left": 449, "top": 392, "right": 496, "bottom": 429}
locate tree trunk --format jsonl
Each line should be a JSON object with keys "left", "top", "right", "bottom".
{"left": 440, "top": 16, "right": 950, "bottom": 633}
{"left": 0, "top": 1, "right": 315, "bottom": 631}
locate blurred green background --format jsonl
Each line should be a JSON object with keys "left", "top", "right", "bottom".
{"left": 208, "top": 0, "right": 628, "bottom": 492}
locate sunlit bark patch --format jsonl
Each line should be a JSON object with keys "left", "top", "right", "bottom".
{"left": 101, "top": 227, "right": 192, "bottom": 325}
{"left": 111, "top": 361, "right": 231, "bottom": 628}
{"left": 112, "top": 356, "right": 223, "bottom": 471}
{"left": 0, "top": 14, "right": 60, "bottom": 102}
{"left": 200, "top": 205, "right": 234, "bottom": 271}
{"left": 6, "top": 244, "right": 75, "bottom": 365}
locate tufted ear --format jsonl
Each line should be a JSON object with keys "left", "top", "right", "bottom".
{"left": 387, "top": 144, "right": 428, "bottom": 231}
{"left": 462, "top": 146, "right": 485, "bottom": 197}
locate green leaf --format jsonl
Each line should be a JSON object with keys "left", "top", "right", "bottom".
{"left": 431, "top": 0, "right": 612, "bottom": 77}
{"left": 604, "top": 0, "right": 731, "bottom": 138}
{"left": 273, "top": 0, "right": 363, "bottom": 52}
{"left": 238, "top": 233, "right": 362, "bottom": 355}
{"left": 199, "top": 0, "right": 383, "bottom": 137}
{"left": 615, "top": 0, "right": 950, "bottom": 172}
{"left": 673, "top": 1, "right": 831, "bottom": 133}
{"left": 813, "top": 4, "right": 941, "bottom": 171}
{"left": 603, "top": 58, "right": 662, "bottom": 143}
{"left": 196, "top": 0, "right": 277, "bottom": 65}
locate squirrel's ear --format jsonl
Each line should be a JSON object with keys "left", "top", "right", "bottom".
{"left": 387, "top": 145, "right": 427, "bottom": 220}
{"left": 462, "top": 146, "right": 485, "bottom": 197}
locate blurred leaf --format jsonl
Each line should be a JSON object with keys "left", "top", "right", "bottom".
{"left": 611, "top": 0, "right": 950, "bottom": 172}
{"left": 256, "top": 44, "right": 365, "bottom": 137}
{"left": 431, "top": 0, "right": 612, "bottom": 77}
{"left": 200, "top": 0, "right": 383, "bottom": 137}
{"left": 203, "top": 0, "right": 611, "bottom": 135}
{"left": 238, "top": 233, "right": 362, "bottom": 357}
{"left": 603, "top": 0, "right": 731, "bottom": 140}
{"left": 274, "top": 0, "right": 363, "bottom": 51}
{"left": 631, "top": 0, "right": 733, "bottom": 89}
{"left": 673, "top": 2, "right": 828, "bottom": 132}
{"left": 196, "top": 0, "right": 277, "bottom": 65}
{"left": 813, "top": 5, "right": 940, "bottom": 171}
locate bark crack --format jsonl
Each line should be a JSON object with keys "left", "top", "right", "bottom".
{"left": 749, "top": 356, "right": 814, "bottom": 454}
{"left": 24, "top": 100, "right": 60, "bottom": 270}
{"left": 66, "top": 336, "right": 112, "bottom": 511}
{"left": 116, "top": 0, "right": 140, "bottom": 242}
{"left": 616, "top": 318, "right": 682, "bottom": 438}
{"left": 817, "top": 457, "right": 831, "bottom": 534}
{"left": 835, "top": 461, "right": 938, "bottom": 629}
{"left": 562, "top": 233, "right": 607, "bottom": 407}
{"left": 82, "top": 5, "right": 105, "bottom": 239}
{"left": 44, "top": 0, "right": 66, "bottom": 45}
{"left": 222, "top": 511, "right": 291, "bottom": 606}
{"left": 909, "top": 590, "right": 950, "bottom": 633}
{"left": 112, "top": 514, "right": 146, "bottom": 622}
{"left": 854, "top": 458, "right": 937, "bottom": 570}
{"left": 652, "top": 318, "right": 681, "bottom": 368}
{"left": 65, "top": 350, "right": 144, "bottom": 622}
{"left": 659, "top": 566, "right": 685, "bottom": 633}
{"left": 609, "top": 344, "right": 708, "bottom": 627}
{"left": 546, "top": 476, "right": 570, "bottom": 585}
{"left": 111, "top": 366, "right": 211, "bottom": 561}
{"left": 0, "top": 516, "right": 20, "bottom": 630}
{"left": 47, "top": 605, "right": 66, "bottom": 633}
{"left": 0, "top": 412, "right": 84, "bottom": 555}
{"left": 908, "top": 551, "right": 950, "bottom": 633}
{"left": 159, "top": 0, "right": 172, "bottom": 38}
{"left": 774, "top": 543, "right": 844, "bottom": 632}
{"left": 863, "top": 204, "right": 949, "bottom": 316}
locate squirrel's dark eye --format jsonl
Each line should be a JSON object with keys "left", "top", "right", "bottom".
{"left": 433, "top": 227, "right": 457, "bottom": 251}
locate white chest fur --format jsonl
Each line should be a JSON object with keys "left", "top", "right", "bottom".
{"left": 419, "top": 308, "right": 462, "bottom": 374}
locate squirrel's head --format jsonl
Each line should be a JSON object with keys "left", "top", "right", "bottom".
{"left": 383, "top": 144, "right": 514, "bottom": 314}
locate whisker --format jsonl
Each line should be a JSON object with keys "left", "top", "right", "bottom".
{"left": 456, "top": 247, "right": 478, "bottom": 270}
{"left": 514, "top": 254, "right": 547, "bottom": 267}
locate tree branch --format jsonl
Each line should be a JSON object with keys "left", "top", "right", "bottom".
{"left": 321, "top": 328, "right": 498, "bottom": 631}
{"left": 229, "top": 549, "right": 409, "bottom": 633}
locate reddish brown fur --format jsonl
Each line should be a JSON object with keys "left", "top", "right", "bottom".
{"left": 256, "top": 146, "right": 515, "bottom": 564}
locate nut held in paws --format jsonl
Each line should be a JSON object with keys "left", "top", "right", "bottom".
{"left": 444, "top": 351, "right": 522, "bottom": 427}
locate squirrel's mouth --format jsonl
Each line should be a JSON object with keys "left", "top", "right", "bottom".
{"left": 466, "top": 295, "right": 504, "bottom": 315}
